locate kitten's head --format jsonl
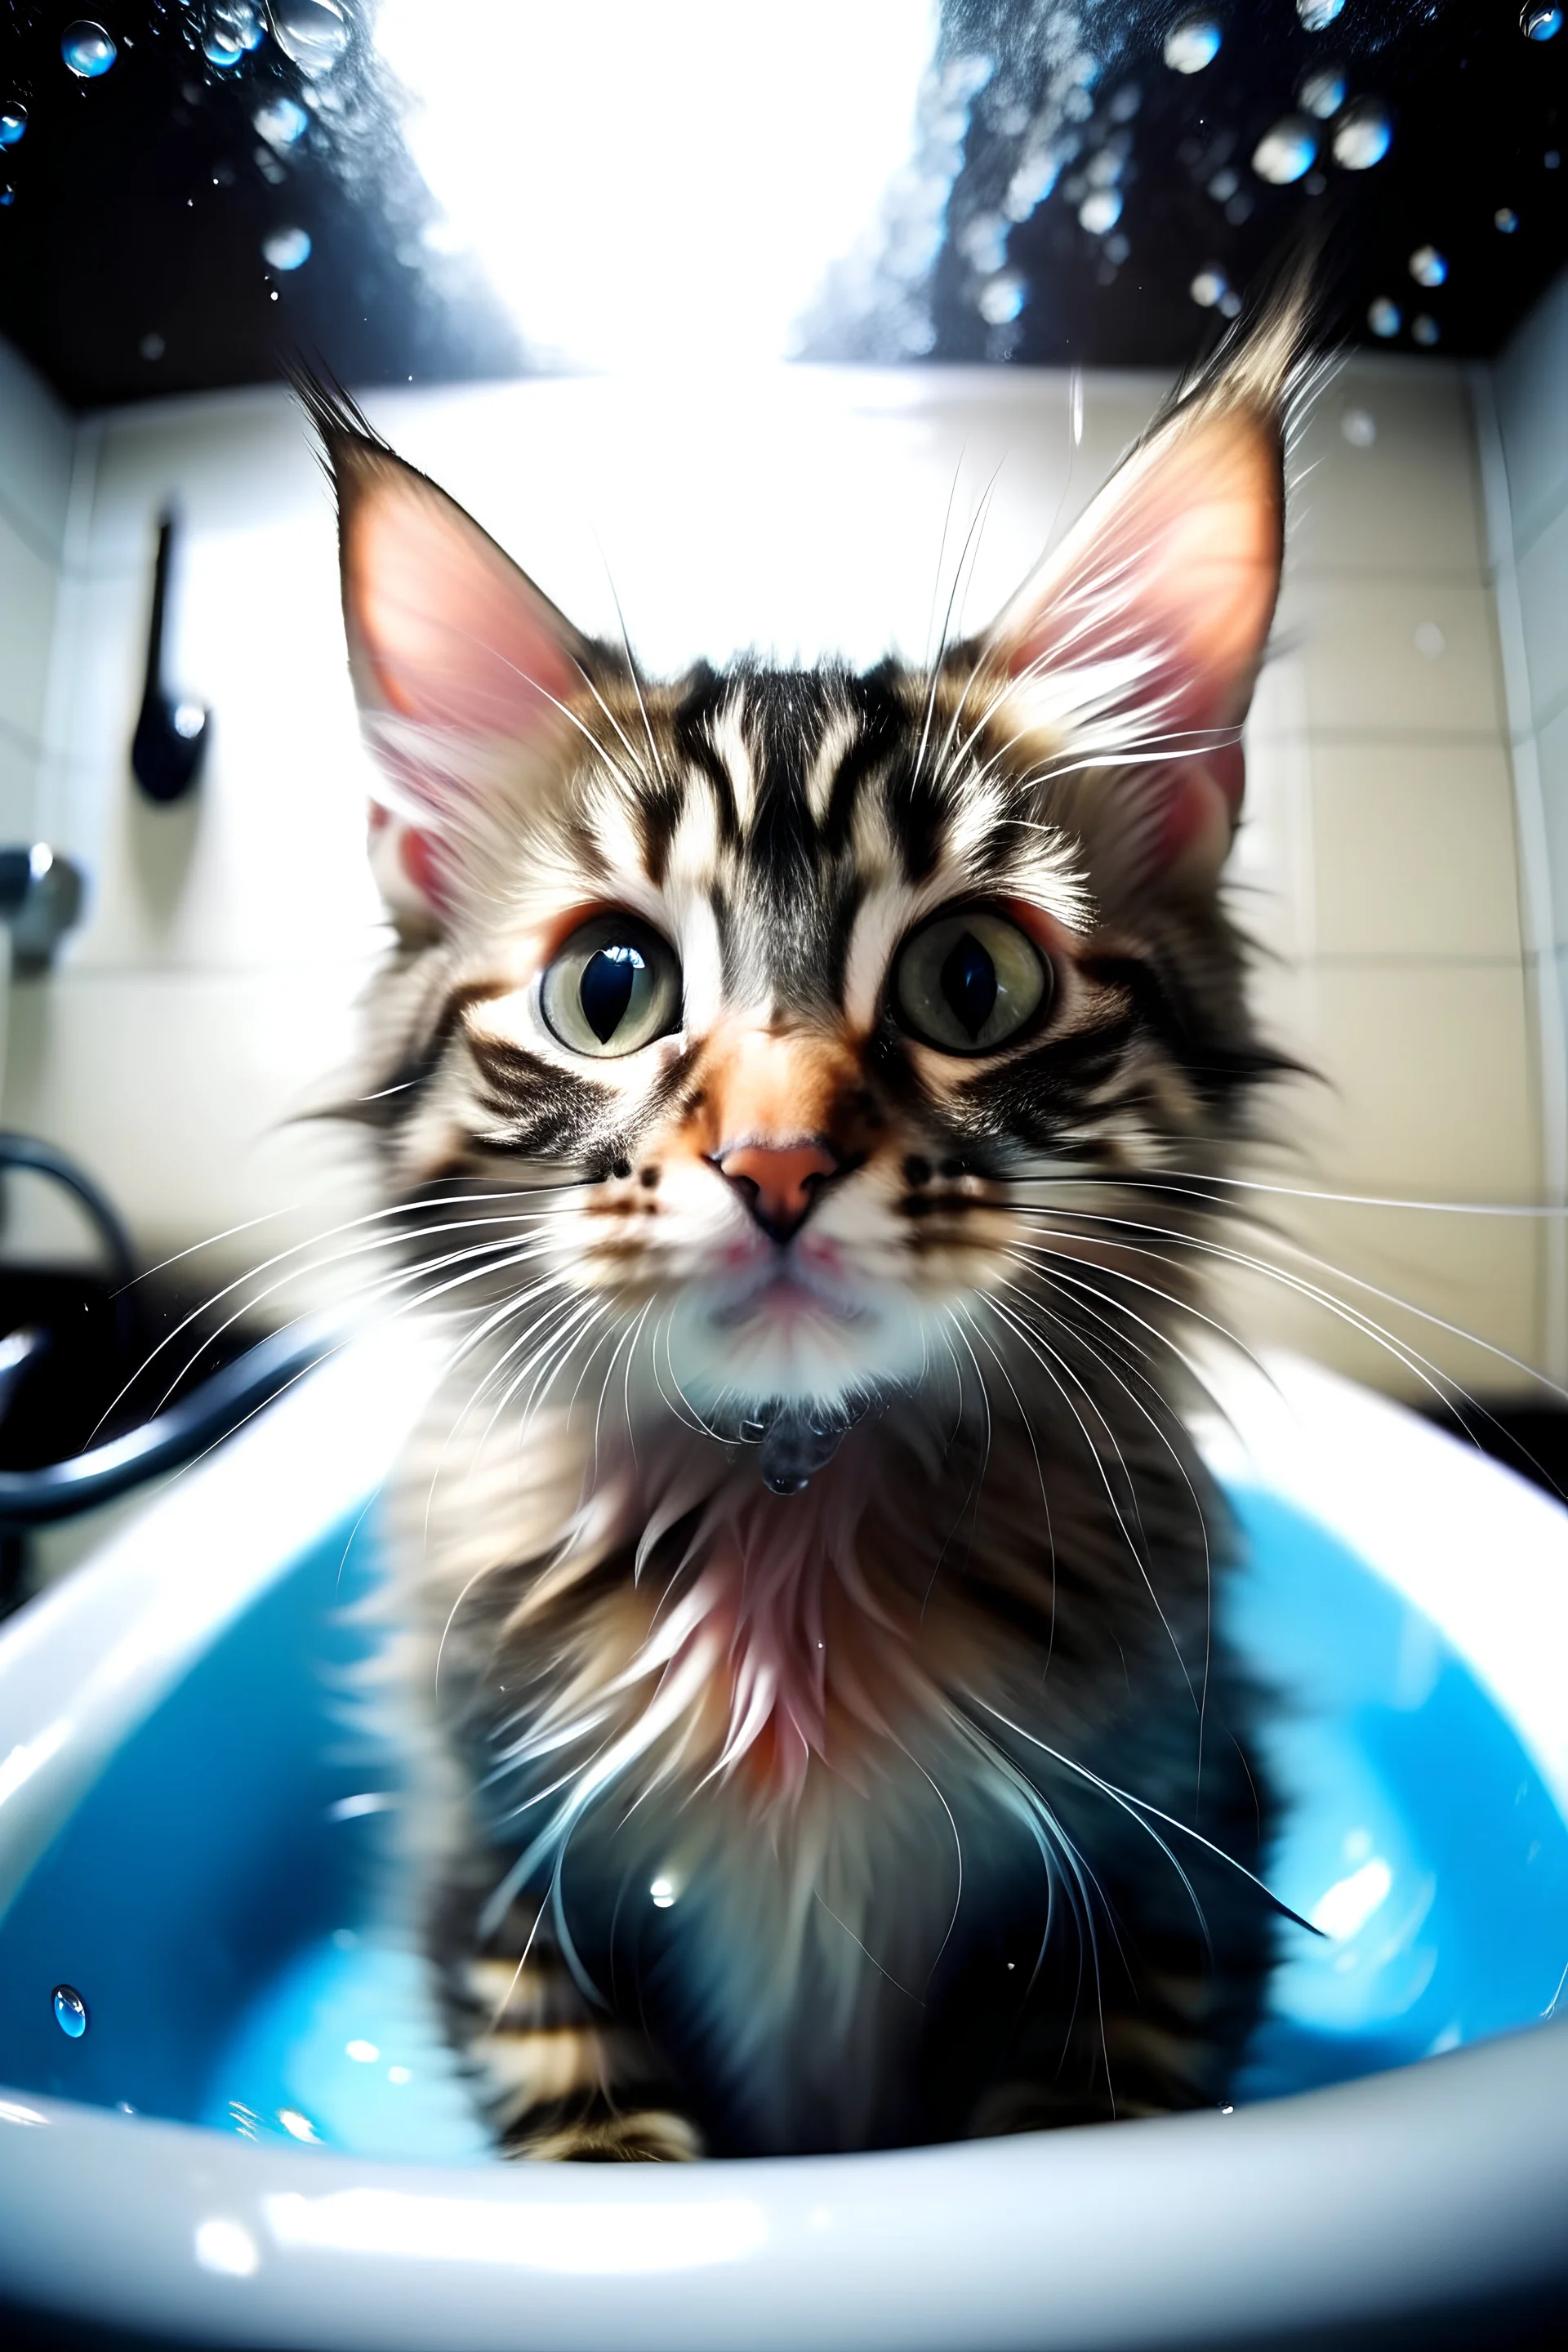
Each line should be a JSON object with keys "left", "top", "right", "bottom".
{"left": 321, "top": 314, "right": 1299, "bottom": 1449}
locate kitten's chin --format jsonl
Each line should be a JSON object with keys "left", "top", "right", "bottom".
{"left": 666, "top": 1272, "right": 930, "bottom": 1416}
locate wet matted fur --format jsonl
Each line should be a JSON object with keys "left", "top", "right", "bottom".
{"left": 312, "top": 297, "right": 1311, "bottom": 2158}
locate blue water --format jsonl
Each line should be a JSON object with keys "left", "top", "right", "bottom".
{"left": 0, "top": 1487, "right": 1563, "bottom": 2158}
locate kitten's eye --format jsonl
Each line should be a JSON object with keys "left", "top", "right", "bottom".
{"left": 893, "top": 907, "right": 1050, "bottom": 1054}
{"left": 541, "top": 914, "right": 682, "bottom": 1058}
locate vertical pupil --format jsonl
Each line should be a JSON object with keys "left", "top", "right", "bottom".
{"left": 939, "top": 932, "right": 998, "bottom": 1039}
{"left": 579, "top": 943, "right": 642, "bottom": 1042}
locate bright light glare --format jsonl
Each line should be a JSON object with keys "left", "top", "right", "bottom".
{"left": 194, "top": 2217, "right": 261, "bottom": 2278}
{"left": 375, "top": 0, "right": 939, "bottom": 368}
{"left": 1311, "top": 1856, "right": 1393, "bottom": 1940}
{"left": 265, "top": 2188, "right": 768, "bottom": 2273}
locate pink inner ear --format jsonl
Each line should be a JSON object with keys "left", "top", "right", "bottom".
{"left": 345, "top": 469, "right": 584, "bottom": 741}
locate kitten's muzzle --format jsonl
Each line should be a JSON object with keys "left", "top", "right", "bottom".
{"left": 711, "top": 1137, "right": 844, "bottom": 1245}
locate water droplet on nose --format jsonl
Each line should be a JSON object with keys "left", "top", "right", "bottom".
{"left": 255, "top": 96, "right": 309, "bottom": 149}
{"left": 1332, "top": 100, "right": 1392, "bottom": 171}
{"left": 1495, "top": 207, "right": 1520, "bottom": 232}
{"left": 1298, "top": 66, "right": 1346, "bottom": 118}
{"left": 1411, "top": 314, "right": 1441, "bottom": 347}
{"left": 1409, "top": 244, "right": 1447, "bottom": 287}
{"left": 52, "top": 1984, "right": 88, "bottom": 2038}
{"left": 1190, "top": 265, "right": 1229, "bottom": 310}
{"left": 61, "top": 21, "right": 117, "bottom": 78}
{"left": 1164, "top": 18, "right": 1221, "bottom": 74}
{"left": 1297, "top": 0, "right": 1344, "bottom": 26}
{"left": 262, "top": 225, "right": 312, "bottom": 271}
{"left": 1253, "top": 117, "right": 1318, "bottom": 185}
{"left": 0, "top": 101, "right": 27, "bottom": 147}
{"left": 1367, "top": 296, "right": 1401, "bottom": 337}
{"left": 1522, "top": 5, "right": 1561, "bottom": 38}
{"left": 270, "top": 0, "right": 349, "bottom": 76}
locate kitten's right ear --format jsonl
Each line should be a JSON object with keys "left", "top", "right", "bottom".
{"left": 307, "top": 391, "right": 591, "bottom": 925}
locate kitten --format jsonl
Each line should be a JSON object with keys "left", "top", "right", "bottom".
{"left": 312, "top": 301, "right": 1302, "bottom": 2160}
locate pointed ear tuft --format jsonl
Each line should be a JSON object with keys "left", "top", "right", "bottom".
{"left": 986, "top": 289, "right": 1312, "bottom": 890}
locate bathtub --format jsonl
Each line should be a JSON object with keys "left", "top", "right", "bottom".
{"left": 1, "top": 1333, "right": 1566, "bottom": 2349}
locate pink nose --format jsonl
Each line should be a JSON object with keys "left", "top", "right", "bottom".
{"left": 715, "top": 1139, "right": 842, "bottom": 1242}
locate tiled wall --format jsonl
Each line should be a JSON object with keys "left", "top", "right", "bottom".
{"left": 0, "top": 345, "right": 1553, "bottom": 1396}
{"left": 0, "top": 340, "right": 74, "bottom": 882}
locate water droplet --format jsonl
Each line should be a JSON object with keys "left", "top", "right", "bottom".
{"left": 1298, "top": 65, "right": 1346, "bottom": 118}
{"left": 1414, "top": 621, "right": 1447, "bottom": 659}
{"left": 1253, "top": 116, "right": 1318, "bottom": 185}
{"left": 1495, "top": 207, "right": 1521, "bottom": 232}
{"left": 1218, "top": 291, "right": 1242, "bottom": 318}
{"left": 1104, "top": 230, "right": 1130, "bottom": 264}
{"left": 139, "top": 332, "right": 166, "bottom": 361}
{"left": 1367, "top": 296, "right": 1402, "bottom": 337}
{"left": 1341, "top": 407, "right": 1376, "bottom": 447}
{"left": 978, "top": 270, "right": 1026, "bottom": 323}
{"left": 255, "top": 96, "right": 309, "bottom": 148}
{"left": 1548, "top": 149, "right": 1562, "bottom": 169}
{"left": 52, "top": 1984, "right": 88, "bottom": 2038}
{"left": 62, "top": 21, "right": 117, "bottom": 78}
{"left": 1208, "top": 167, "right": 1240, "bottom": 202}
{"left": 262, "top": 225, "right": 311, "bottom": 271}
{"left": 1332, "top": 100, "right": 1392, "bottom": 171}
{"left": 345, "top": 2038, "right": 378, "bottom": 2062}
{"left": 1297, "top": 0, "right": 1344, "bottom": 25}
{"left": 650, "top": 1875, "right": 678, "bottom": 1909}
{"left": 1522, "top": 5, "right": 1561, "bottom": 38}
{"left": 1078, "top": 186, "right": 1122, "bottom": 234}
{"left": 203, "top": 17, "right": 245, "bottom": 69}
{"left": 1409, "top": 244, "right": 1447, "bottom": 287}
{"left": 0, "top": 101, "right": 27, "bottom": 148}
{"left": 1226, "top": 193, "right": 1256, "bottom": 224}
{"left": 173, "top": 702, "right": 205, "bottom": 739}
{"left": 1190, "top": 265, "right": 1228, "bottom": 309}
{"left": 1411, "top": 314, "right": 1441, "bottom": 347}
{"left": 270, "top": 0, "right": 349, "bottom": 76}
{"left": 1108, "top": 84, "right": 1141, "bottom": 123}
{"left": 0, "top": 185, "right": 13, "bottom": 208}
{"left": 1164, "top": 17, "right": 1221, "bottom": 74}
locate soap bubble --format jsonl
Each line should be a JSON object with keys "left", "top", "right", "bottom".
{"left": 978, "top": 270, "right": 1026, "bottom": 324}
{"left": 0, "top": 102, "right": 27, "bottom": 148}
{"left": 1253, "top": 117, "right": 1318, "bottom": 185}
{"left": 1190, "top": 266, "right": 1228, "bottom": 309}
{"left": 1411, "top": 314, "right": 1440, "bottom": 346}
{"left": 1078, "top": 186, "right": 1122, "bottom": 234}
{"left": 1298, "top": 0, "right": 1344, "bottom": 25}
{"left": 1332, "top": 100, "right": 1392, "bottom": 171}
{"left": 1409, "top": 244, "right": 1447, "bottom": 287}
{"left": 52, "top": 1984, "right": 88, "bottom": 2038}
{"left": 1495, "top": 207, "right": 1520, "bottom": 232}
{"left": 269, "top": 0, "right": 349, "bottom": 76}
{"left": 1164, "top": 18, "right": 1221, "bottom": 74}
{"left": 254, "top": 96, "right": 308, "bottom": 148}
{"left": 1522, "top": 6, "right": 1561, "bottom": 38}
{"left": 1367, "top": 296, "right": 1401, "bottom": 337}
{"left": 61, "top": 21, "right": 117, "bottom": 78}
{"left": 262, "top": 225, "right": 312, "bottom": 270}
{"left": 1299, "top": 67, "right": 1346, "bottom": 118}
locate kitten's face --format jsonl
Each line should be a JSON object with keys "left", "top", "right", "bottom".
{"left": 326, "top": 345, "right": 1290, "bottom": 1432}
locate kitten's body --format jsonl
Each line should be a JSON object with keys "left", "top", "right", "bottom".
{"left": 320, "top": 310, "right": 1303, "bottom": 2158}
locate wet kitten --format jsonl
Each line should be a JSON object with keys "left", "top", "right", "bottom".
{"left": 314, "top": 300, "right": 1303, "bottom": 2159}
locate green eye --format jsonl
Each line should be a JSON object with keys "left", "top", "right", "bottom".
{"left": 541, "top": 914, "right": 682, "bottom": 1058}
{"left": 893, "top": 906, "right": 1050, "bottom": 1054}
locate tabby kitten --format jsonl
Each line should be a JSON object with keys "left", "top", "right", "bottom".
{"left": 315, "top": 304, "right": 1301, "bottom": 2160}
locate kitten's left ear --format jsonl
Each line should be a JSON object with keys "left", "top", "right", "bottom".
{"left": 985, "top": 333, "right": 1294, "bottom": 889}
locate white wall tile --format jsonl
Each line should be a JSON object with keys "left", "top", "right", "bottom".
{"left": 0, "top": 336, "right": 75, "bottom": 561}
{"left": 1287, "top": 363, "right": 1485, "bottom": 581}
{"left": 1309, "top": 742, "right": 1521, "bottom": 960}
{"left": 0, "top": 516, "right": 60, "bottom": 750}
{"left": 1516, "top": 502, "right": 1568, "bottom": 735}
{"left": 0, "top": 727, "right": 38, "bottom": 840}
{"left": 1535, "top": 701, "right": 1568, "bottom": 951}
{"left": 1276, "top": 575, "right": 1506, "bottom": 741}
{"left": 1494, "top": 267, "right": 1568, "bottom": 554}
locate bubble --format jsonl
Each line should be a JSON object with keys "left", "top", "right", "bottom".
{"left": 262, "top": 225, "right": 311, "bottom": 271}
{"left": 1190, "top": 266, "right": 1229, "bottom": 309}
{"left": 1078, "top": 186, "right": 1122, "bottom": 234}
{"left": 1495, "top": 207, "right": 1520, "bottom": 232}
{"left": 61, "top": 21, "right": 117, "bottom": 78}
{"left": 0, "top": 102, "right": 27, "bottom": 148}
{"left": 978, "top": 270, "right": 1026, "bottom": 323}
{"left": 1331, "top": 100, "right": 1392, "bottom": 171}
{"left": 1409, "top": 244, "right": 1447, "bottom": 287}
{"left": 1297, "top": 0, "right": 1344, "bottom": 25}
{"left": 1341, "top": 407, "right": 1376, "bottom": 447}
{"left": 52, "top": 1984, "right": 88, "bottom": 2038}
{"left": 1411, "top": 314, "right": 1440, "bottom": 346}
{"left": 1252, "top": 117, "right": 1318, "bottom": 185}
{"left": 1522, "top": 6, "right": 1561, "bottom": 37}
{"left": 138, "top": 332, "right": 166, "bottom": 360}
{"left": 1367, "top": 296, "right": 1401, "bottom": 337}
{"left": 270, "top": 0, "right": 349, "bottom": 77}
{"left": 1164, "top": 18, "right": 1221, "bottom": 74}
{"left": 254, "top": 96, "right": 308, "bottom": 148}
{"left": 1299, "top": 66, "right": 1346, "bottom": 118}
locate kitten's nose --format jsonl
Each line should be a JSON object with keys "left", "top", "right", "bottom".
{"left": 715, "top": 1138, "right": 842, "bottom": 1243}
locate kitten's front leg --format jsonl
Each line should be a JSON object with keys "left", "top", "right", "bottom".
{"left": 437, "top": 1884, "right": 703, "bottom": 2163}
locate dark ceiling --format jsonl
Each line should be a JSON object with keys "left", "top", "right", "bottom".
{"left": 0, "top": 0, "right": 1562, "bottom": 409}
